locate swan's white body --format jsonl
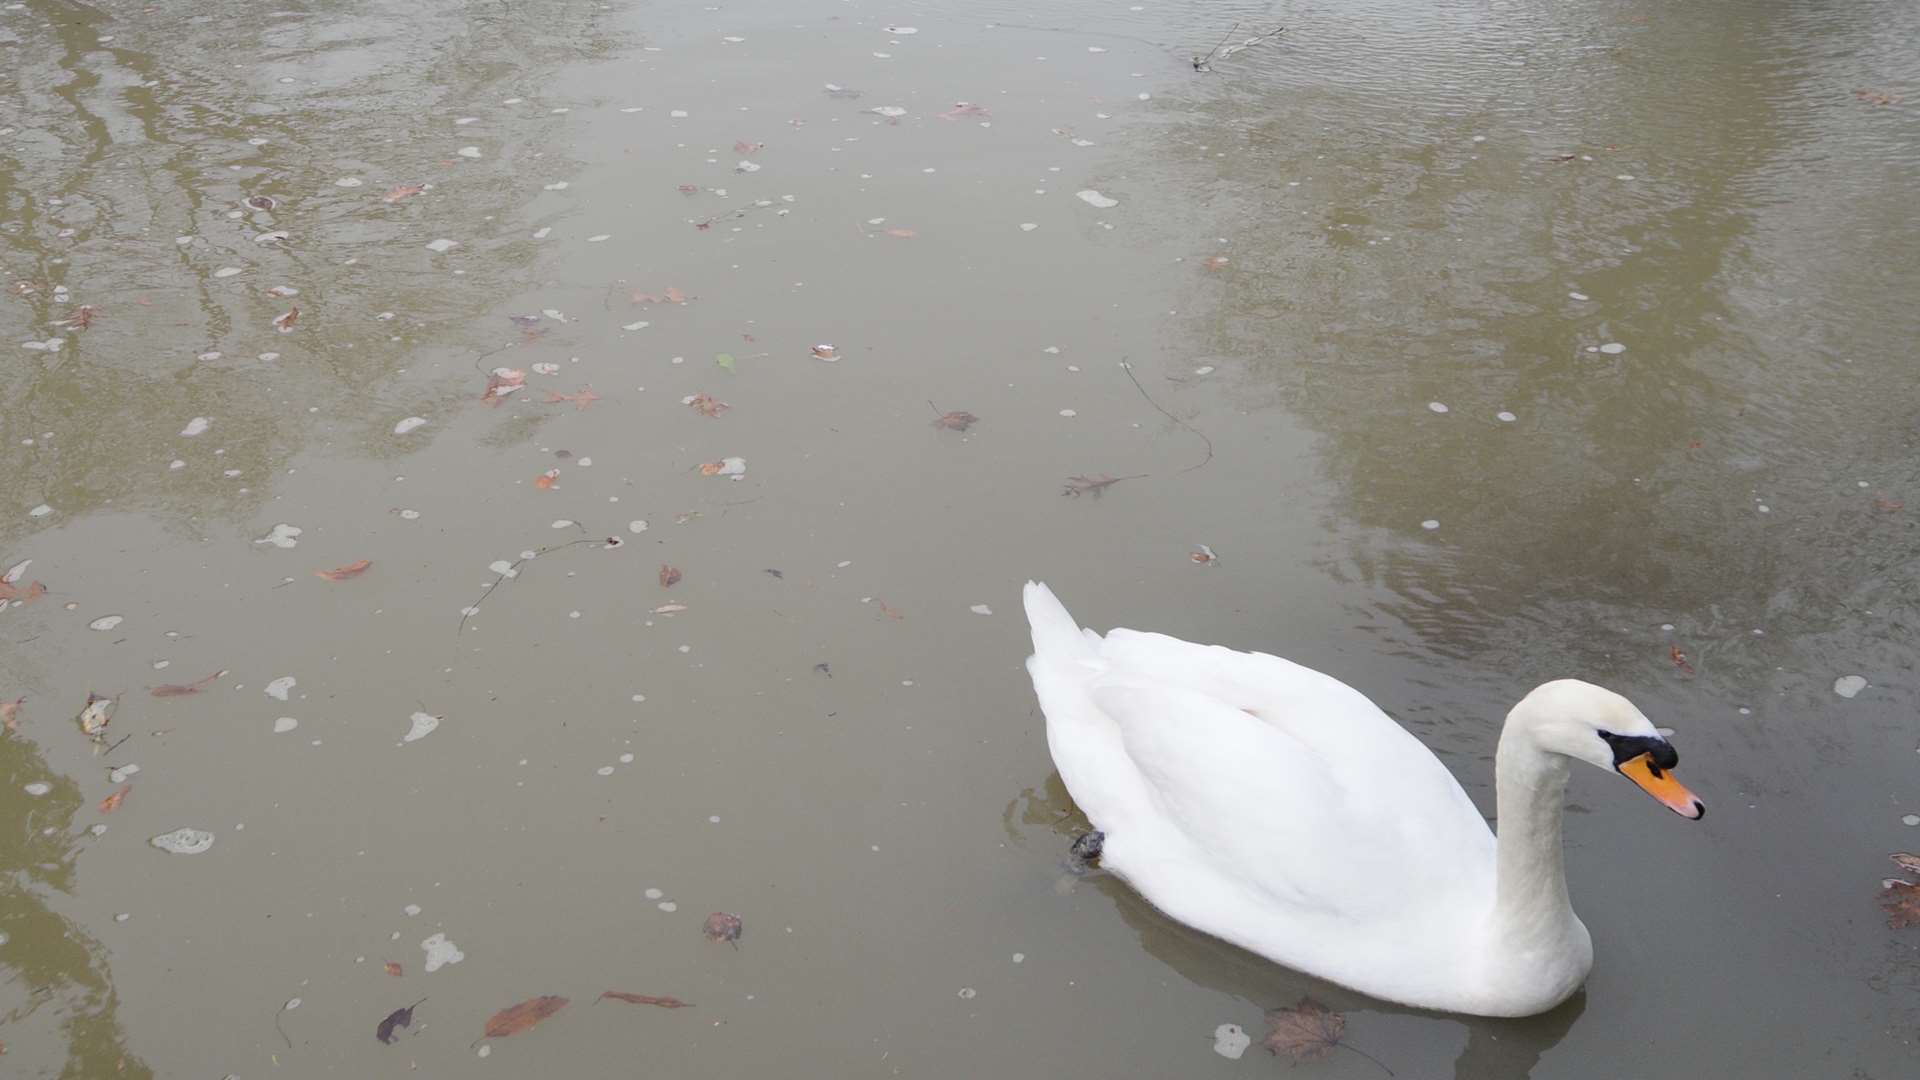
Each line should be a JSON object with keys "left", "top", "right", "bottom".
{"left": 1021, "top": 581, "right": 1685, "bottom": 1017}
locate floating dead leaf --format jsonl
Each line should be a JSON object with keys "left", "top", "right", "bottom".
{"left": 733, "top": 139, "right": 764, "bottom": 155}
{"left": 764, "top": 568, "right": 783, "bottom": 579}
{"left": 931, "top": 410, "right": 977, "bottom": 432}
{"left": 1191, "top": 544, "right": 1218, "bottom": 566}
{"left": 632, "top": 286, "right": 692, "bottom": 305}
{"left": 150, "top": 669, "right": 228, "bottom": 696}
{"left": 938, "top": 102, "right": 989, "bottom": 120}
{"left": 97, "top": 784, "right": 131, "bottom": 814}
{"left": 659, "top": 564, "right": 682, "bottom": 588}
{"left": 383, "top": 183, "right": 427, "bottom": 203}
{"left": 1201, "top": 255, "right": 1230, "bottom": 270}
{"left": 1669, "top": 644, "right": 1695, "bottom": 676}
{"left": 1893, "top": 853, "right": 1920, "bottom": 876}
{"left": 384, "top": 961, "right": 404, "bottom": 977}
{"left": 59, "top": 305, "right": 95, "bottom": 330}
{"left": 810, "top": 343, "right": 837, "bottom": 360}
{"left": 1873, "top": 496, "right": 1904, "bottom": 511}
{"left": 77, "top": 693, "right": 114, "bottom": 739}
{"left": 480, "top": 995, "right": 568, "bottom": 1040}
{"left": 0, "top": 579, "right": 48, "bottom": 604}
{"left": 876, "top": 599, "right": 904, "bottom": 621}
{"left": 546, "top": 387, "right": 600, "bottom": 411}
{"left": 482, "top": 368, "right": 526, "bottom": 406}
{"left": 1855, "top": 88, "right": 1902, "bottom": 106}
{"left": 598, "top": 992, "right": 694, "bottom": 1009}
{"left": 1062, "top": 474, "right": 1132, "bottom": 498}
{"left": 315, "top": 559, "right": 373, "bottom": 582}
{"left": 883, "top": 227, "right": 917, "bottom": 238}
{"left": 272, "top": 306, "right": 299, "bottom": 333}
{"left": 813, "top": 662, "right": 831, "bottom": 677}
{"left": 376, "top": 997, "right": 426, "bottom": 1045}
{"left": 685, "top": 392, "right": 730, "bottom": 417}
{"left": 534, "top": 469, "right": 560, "bottom": 491}
{"left": 1883, "top": 881, "right": 1920, "bottom": 929}
{"left": 677, "top": 184, "right": 700, "bottom": 194}
{"left": 702, "top": 912, "right": 743, "bottom": 945}
{"left": 1, "top": 696, "right": 22, "bottom": 732}
{"left": 1262, "top": 998, "right": 1344, "bottom": 1063}
{"left": 698, "top": 457, "right": 747, "bottom": 478}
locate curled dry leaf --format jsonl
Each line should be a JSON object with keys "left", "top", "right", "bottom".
{"left": 376, "top": 997, "right": 426, "bottom": 1045}
{"left": 481, "top": 368, "right": 526, "bottom": 406}
{"left": 1883, "top": 881, "right": 1920, "bottom": 929}
{"left": 1669, "top": 644, "right": 1695, "bottom": 676}
{"left": 534, "top": 469, "right": 560, "bottom": 491}
{"left": 480, "top": 995, "right": 569, "bottom": 1040}
{"left": 932, "top": 410, "right": 977, "bottom": 432}
{"left": 598, "top": 991, "right": 693, "bottom": 1008}
{"left": 1261, "top": 998, "right": 1344, "bottom": 1063}
{"left": 1, "top": 696, "right": 22, "bottom": 732}
{"left": 150, "top": 669, "right": 228, "bottom": 696}
{"left": 1191, "top": 544, "right": 1218, "bottom": 566}
{"left": 659, "top": 564, "right": 682, "bottom": 588}
{"left": 702, "top": 912, "right": 743, "bottom": 945}
{"left": 1892, "top": 853, "right": 1920, "bottom": 876}
{"left": 384, "top": 961, "right": 404, "bottom": 977}
{"left": 272, "top": 306, "right": 299, "bottom": 333}
{"left": 698, "top": 457, "right": 747, "bottom": 478}
{"left": 685, "top": 392, "right": 730, "bottom": 417}
{"left": 315, "top": 559, "right": 373, "bottom": 582}
{"left": 97, "top": 784, "right": 131, "bottom": 814}
{"left": 60, "top": 305, "right": 96, "bottom": 330}
{"left": 78, "top": 693, "right": 114, "bottom": 739}
{"left": 383, "top": 183, "right": 427, "bottom": 203}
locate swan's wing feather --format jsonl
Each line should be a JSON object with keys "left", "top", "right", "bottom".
{"left": 1090, "top": 680, "right": 1475, "bottom": 919}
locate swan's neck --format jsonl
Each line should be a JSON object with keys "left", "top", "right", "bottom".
{"left": 1490, "top": 729, "right": 1578, "bottom": 947}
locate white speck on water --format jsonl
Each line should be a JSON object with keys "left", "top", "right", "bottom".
{"left": 1834, "top": 675, "right": 1868, "bottom": 699}
{"left": 1058, "top": 409, "right": 1077, "bottom": 417}
{"left": 532, "top": 226, "right": 551, "bottom": 239}
{"left": 1428, "top": 401, "right": 1449, "bottom": 414}
{"left": 970, "top": 604, "right": 993, "bottom": 615}
{"left": 109, "top": 764, "right": 139, "bottom": 783}
{"left": 457, "top": 146, "right": 481, "bottom": 158}
{"left": 587, "top": 234, "right": 611, "bottom": 242}
{"left": 1497, "top": 411, "right": 1517, "bottom": 422}
{"left": 1569, "top": 291, "right": 1589, "bottom": 301}
{"left": 273, "top": 717, "right": 298, "bottom": 734}
{"left": 490, "top": 560, "right": 518, "bottom": 577}
{"left": 28, "top": 504, "right": 52, "bottom": 518}
{"left": 393, "top": 416, "right": 428, "bottom": 435}
{"left": 544, "top": 181, "right": 570, "bottom": 191}
{"left": 1421, "top": 519, "right": 1440, "bottom": 531}
{"left": 334, "top": 176, "right": 363, "bottom": 187}
{"left": 477, "top": 1045, "right": 491, "bottom": 1058}
{"left": 1075, "top": 189, "right": 1118, "bottom": 208}
{"left": 24, "top": 782, "right": 50, "bottom": 796}
{"left": 628, "top": 520, "right": 649, "bottom": 533}
{"left": 644, "top": 887, "right": 663, "bottom": 899}
{"left": 424, "top": 238, "right": 458, "bottom": 253}
{"left": 1904, "top": 814, "right": 1920, "bottom": 826}
{"left": 551, "top": 519, "right": 575, "bottom": 529}
{"left": 421, "top": 932, "right": 464, "bottom": 972}
{"left": 455, "top": 116, "right": 479, "bottom": 125}
{"left": 284, "top": 997, "right": 302, "bottom": 1011}
{"left": 622, "top": 320, "right": 650, "bottom": 331}
{"left": 658, "top": 901, "right": 677, "bottom": 912}
{"left": 1599, "top": 342, "right": 1626, "bottom": 354}
{"left": 619, "top": 753, "right": 635, "bottom": 764}
{"left": 1012, "top": 952, "right": 1025, "bottom": 963}
{"left": 265, "top": 676, "right": 296, "bottom": 700}
{"left": 596, "top": 765, "right": 615, "bottom": 776}
{"left": 404, "top": 712, "right": 440, "bottom": 742}
{"left": 1043, "top": 346, "right": 1061, "bottom": 354}
{"left": 1020, "top": 222, "right": 1038, "bottom": 231}
{"left": 180, "top": 416, "right": 210, "bottom": 436}
{"left": 957, "top": 987, "right": 977, "bottom": 1000}
{"left": 670, "top": 109, "right": 689, "bottom": 118}
{"left": 150, "top": 827, "right": 215, "bottom": 854}
{"left": 1616, "top": 174, "right": 1635, "bottom": 181}
{"left": 213, "top": 266, "right": 243, "bottom": 278}
{"left": 114, "top": 912, "right": 130, "bottom": 923}
{"left": 1213, "top": 1024, "right": 1252, "bottom": 1059}
{"left": 88, "top": 615, "right": 123, "bottom": 631}
{"left": 1194, "top": 365, "right": 1215, "bottom": 375}
{"left": 400, "top": 509, "right": 420, "bottom": 520}
{"left": 884, "top": 25, "right": 918, "bottom": 34}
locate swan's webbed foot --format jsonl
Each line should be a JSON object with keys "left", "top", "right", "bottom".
{"left": 1066, "top": 830, "right": 1105, "bottom": 873}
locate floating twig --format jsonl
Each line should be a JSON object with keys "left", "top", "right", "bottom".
{"left": 1120, "top": 359, "right": 1214, "bottom": 473}
{"left": 457, "top": 527, "right": 600, "bottom": 633}
{"left": 1194, "top": 25, "right": 1287, "bottom": 70}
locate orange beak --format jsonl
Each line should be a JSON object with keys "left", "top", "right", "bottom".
{"left": 1618, "top": 752, "right": 1705, "bottom": 819}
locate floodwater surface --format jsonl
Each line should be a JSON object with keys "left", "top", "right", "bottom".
{"left": 3, "top": 0, "right": 1918, "bottom": 1076}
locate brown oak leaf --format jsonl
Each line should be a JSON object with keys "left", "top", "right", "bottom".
{"left": 686, "top": 392, "right": 730, "bottom": 417}
{"left": 659, "top": 564, "right": 682, "bottom": 587}
{"left": 481, "top": 995, "right": 568, "bottom": 1040}
{"left": 1262, "top": 998, "right": 1344, "bottom": 1063}
{"left": 383, "top": 184, "right": 427, "bottom": 203}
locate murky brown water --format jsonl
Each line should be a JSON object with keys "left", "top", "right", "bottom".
{"left": 3, "top": 0, "right": 1918, "bottom": 1075}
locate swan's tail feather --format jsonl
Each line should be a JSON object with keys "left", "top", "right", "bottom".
{"left": 1024, "top": 580, "right": 1100, "bottom": 666}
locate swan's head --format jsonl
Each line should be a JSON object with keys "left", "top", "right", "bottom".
{"left": 1514, "top": 679, "right": 1705, "bottom": 820}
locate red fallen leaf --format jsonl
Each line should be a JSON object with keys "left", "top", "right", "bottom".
{"left": 383, "top": 183, "right": 427, "bottom": 203}
{"left": 733, "top": 139, "right": 764, "bottom": 154}
{"left": 632, "top": 287, "right": 692, "bottom": 305}
{"left": 694, "top": 221, "right": 712, "bottom": 231}
{"left": 315, "top": 559, "right": 373, "bottom": 582}
{"left": 876, "top": 600, "right": 904, "bottom": 621}
{"left": 1, "top": 696, "right": 22, "bottom": 732}
{"left": 150, "top": 669, "right": 228, "bottom": 696}
{"left": 480, "top": 995, "right": 569, "bottom": 1040}
{"left": 272, "top": 306, "right": 299, "bottom": 333}
{"left": 1883, "top": 880, "right": 1920, "bottom": 928}
{"left": 939, "top": 102, "right": 989, "bottom": 120}
{"left": 481, "top": 368, "right": 526, "bottom": 406}
{"left": 59, "top": 305, "right": 95, "bottom": 330}
{"left": 702, "top": 912, "right": 743, "bottom": 944}
{"left": 1669, "top": 644, "right": 1695, "bottom": 675}
{"left": 686, "top": 393, "right": 730, "bottom": 417}
{"left": 97, "top": 784, "right": 131, "bottom": 813}
{"left": 384, "top": 961, "right": 404, "bottom": 977}
{"left": 599, "top": 992, "right": 693, "bottom": 1008}
{"left": 0, "top": 580, "right": 48, "bottom": 603}
{"left": 659, "top": 564, "right": 682, "bottom": 587}
{"left": 546, "top": 387, "right": 600, "bottom": 411}
{"left": 1201, "top": 255, "right": 1230, "bottom": 270}
{"left": 534, "top": 469, "right": 560, "bottom": 491}
{"left": 932, "top": 410, "right": 977, "bottom": 431}
{"left": 1873, "top": 496, "right": 1904, "bottom": 511}
{"left": 883, "top": 227, "right": 916, "bottom": 238}
{"left": 677, "top": 184, "right": 699, "bottom": 194}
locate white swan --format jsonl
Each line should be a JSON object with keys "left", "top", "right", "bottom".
{"left": 1022, "top": 581, "right": 1704, "bottom": 1018}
